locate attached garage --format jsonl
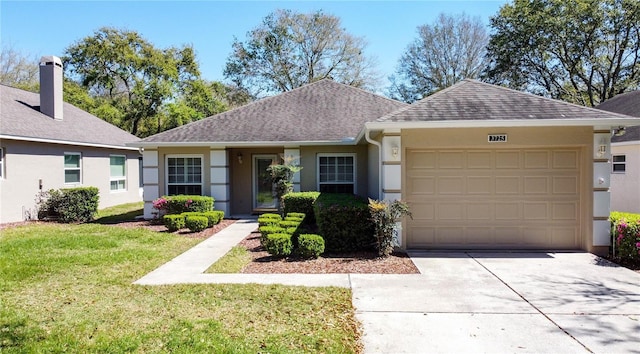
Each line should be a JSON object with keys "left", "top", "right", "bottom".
{"left": 405, "top": 147, "right": 583, "bottom": 249}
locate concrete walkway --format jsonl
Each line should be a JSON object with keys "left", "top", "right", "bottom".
{"left": 134, "top": 220, "right": 640, "bottom": 354}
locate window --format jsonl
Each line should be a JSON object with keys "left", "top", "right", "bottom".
{"left": 110, "top": 155, "right": 126, "bottom": 191}
{"left": 0, "top": 147, "right": 4, "bottom": 179}
{"left": 167, "top": 155, "right": 202, "bottom": 195}
{"left": 318, "top": 154, "right": 356, "bottom": 194}
{"left": 612, "top": 155, "right": 626, "bottom": 173}
{"left": 64, "top": 153, "right": 81, "bottom": 184}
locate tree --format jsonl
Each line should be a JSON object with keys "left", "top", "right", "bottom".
{"left": 0, "top": 45, "right": 39, "bottom": 91}
{"left": 63, "top": 27, "right": 212, "bottom": 137}
{"left": 484, "top": 0, "right": 640, "bottom": 106}
{"left": 224, "top": 9, "right": 378, "bottom": 97}
{"left": 388, "top": 13, "right": 489, "bottom": 103}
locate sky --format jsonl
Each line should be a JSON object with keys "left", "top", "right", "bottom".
{"left": 1, "top": 0, "right": 508, "bottom": 89}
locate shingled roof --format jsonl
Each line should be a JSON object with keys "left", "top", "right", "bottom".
{"left": 596, "top": 91, "right": 640, "bottom": 143}
{"left": 376, "top": 79, "right": 636, "bottom": 123}
{"left": 0, "top": 85, "right": 138, "bottom": 149}
{"left": 139, "top": 79, "right": 407, "bottom": 145}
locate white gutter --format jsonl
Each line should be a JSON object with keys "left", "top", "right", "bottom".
{"left": 128, "top": 139, "right": 360, "bottom": 148}
{"left": 365, "top": 118, "right": 640, "bottom": 130}
{"left": 364, "top": 128, "right": 383, "bottom": 200}
{"left": 0, "top": 134, "right": 139, "bottom": 151}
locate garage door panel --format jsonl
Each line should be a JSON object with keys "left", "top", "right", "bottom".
{"left": 496, "top": 151, "right": 520, "bottom": 169}
{"left": 467, "top": 151, "right": 493, "bottom": 169}
{"left": 553, "top": 150, "right": 578, "bottom": 169}
{"left": 524, "top": 150, "right": 550, "bottom": 169}
{"left": 467, "top": 176, "right": 492, "bottom": 194}
{"left": 467, "top": 203, "right": 493, "bottom": 220}
{"left": 406, "top": 148, "right": 581, "bottom": 250}
{"left": 553, "top": 176, "right": 578, "bottom": 194}
{"left": 438, "top": 176, "right": 465, "bottom": 194}
{"left": 495, "top": 203, "right": 521, "bottom": 220}
{"left": 495, "top": 176, "right": 520, "bottom": 194}
{"left": 523, "top": 202, "right": 549, "bottom": 220}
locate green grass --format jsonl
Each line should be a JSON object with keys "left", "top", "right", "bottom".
{"left": 93, "top": 201, "right": 144, "bottom": 224}
{"left": 206, "top": 245, "right": 253, "bottom": 273}
{"left": 0, "top": 221, "right": 359, "bottom": 352}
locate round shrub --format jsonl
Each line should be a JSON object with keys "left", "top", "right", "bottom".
{"left": 185, "top": 215, "right": 209, "bottom": 232}
{"left": 259, "top": 225, "right": 285, "bottom": 246}
{"left": 202, "top": 211, "right": 223, "bottom": 227}
{"left": 163, "top": 214, "right": 185, "bottom": 232}
{"left": 297, "top": 234, "right": 325, "bottom": 259}
{"left": 264, "top": 233, "right": 293, "bottom": 257}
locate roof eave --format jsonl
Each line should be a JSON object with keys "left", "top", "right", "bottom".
{"left": 128, "top": 139, "right": 360, "bottom": 149}
{"left": 1, "top": 134, "right": 140, "bottom": 151}
{"left": 365, "top": 118, "right": 640, "bottom": 131}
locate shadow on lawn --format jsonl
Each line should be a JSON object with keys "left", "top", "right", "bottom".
{"left": 92, "top": 208, "right": 143, "bottom": 224}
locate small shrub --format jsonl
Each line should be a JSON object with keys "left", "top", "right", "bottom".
{"left": 314, "top": 193, "right": 375, "bottom": 252}
{"left": 297, "top": 234, "right": 325, "bottom": 259}
{"left": 286, "top": 212, "right": 306, "bottom": 219}
{"left": 259, "top": 225, "right": 285, "bottom": 246}
{"left": 610, "top": 211, "right": 640, "bottom": 260}
{"left": 155, "top": 195, "right": 214, "bottom": 215}
{"left": 37, "top": 187, "right": 100, "bottom": 223}
{"left": 279, "top": 220, "right": 300, "bottom": 229}
{"left": 258, "top": 213, "right": 282, "bottom": 227}
{"left": 369, "top": 198, "right": 412, "bottom": 257}
{"left": 282, "top": 192, "right": 319, "bottom": 224}
{"left": 164, "top": 214, "right": 185, "bottom": 232}
{"left": 185, "top": 215, "right": 209, "bottom": 232}
{"left": 284, "top": 216, "right": 304, "bottom": 222}
{"left": 265, "top": 233, "right": 293, "bottom": 257}
{"left": 202, "top": 211, "right": 224, "bottom": 227}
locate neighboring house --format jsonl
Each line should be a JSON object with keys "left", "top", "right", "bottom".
{"left": 133, "top": 79, "right": 640, "bottom": 255}
{"left": 596, "top": 91, "right": 640, "bottom": 214}
{"left": 0, "top": 56, "right": 142, "bottom": 223}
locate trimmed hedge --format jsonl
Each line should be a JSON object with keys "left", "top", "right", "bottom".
{"left": 610, "top": 211, "right": 640, "bottom": 260}
{"left": 38, "top": 187, "right": 100, "bottom": 223}
{"left": 282, "top": 192, "right": 320, "bottom": 224}
{"left": 264, "top": 233, "right": 293, "bottom": 257}
{"left": 258, "top": 213, "right": 282, "bottom": 227}
{"left": 164, "top": 214, "right": 186, "bottom": 232}
{"left": 297, "top": 234, "right": 325, "bottom": 259}
{"left": 259, "top": 225, "right": 285, "bottom": 246}
{"left": 185, "top": 215, "right": 209, "bottom": 232}
{"left": 314, "top": 193, "right": 375, "bottom": 252}
{"left": 162, "top": 195, "right": 214, "bottom": 214}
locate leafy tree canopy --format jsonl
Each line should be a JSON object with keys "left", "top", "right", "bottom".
{"left": 484, "top": 0, "right": 640, "bottom": 106}
{"left": 388, "top": 13, "right": 489, "bottom": 103}
{"left": 224, "top": 9, "right": 379, "bottom": 97}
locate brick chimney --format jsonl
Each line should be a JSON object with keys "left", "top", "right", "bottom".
{"left": 39, "top": 56, "right": 63, "bottom": 120}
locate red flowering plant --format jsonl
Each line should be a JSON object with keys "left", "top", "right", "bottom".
{"left": 151, "top": 197, "right": 169, "bottom": 220}
{"left": 610, "top": 212, "right": 640, "bottom": 260}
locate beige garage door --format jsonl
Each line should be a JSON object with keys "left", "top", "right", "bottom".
{"left": 406, "top": 149, "right": 581, "bottom": 249}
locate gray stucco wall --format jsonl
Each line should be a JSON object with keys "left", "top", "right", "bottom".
{"left": 0, "top": 140, "right": 142, "bottom": 223}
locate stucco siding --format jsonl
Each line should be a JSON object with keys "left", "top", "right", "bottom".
{"left": 0, "top": 140, "right": 141, "bottom": 223}
{"left": 611, "top": 142, "right": 640, "bottom": 213}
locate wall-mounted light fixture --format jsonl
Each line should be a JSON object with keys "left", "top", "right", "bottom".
{"left": 237, "top": 152, "right": 243, "bottom": 164}
{"left": 391, "top": 146, "right": 399, "bottom": 158}
{"left": 613, "top": 126, "right": 626, "bottom": 137}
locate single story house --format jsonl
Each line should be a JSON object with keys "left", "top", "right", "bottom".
{"left": 132, "top": 79, "right": 640, "bottom": 255}
{"left": 596, "top": 91, "right": 640, "bottom": 214}
{"left": 0, "top": 56, "right": 142, "bottom": 223}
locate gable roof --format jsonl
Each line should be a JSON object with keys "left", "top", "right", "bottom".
{"left": 595, "top": 91, "right": 640, "bottom": 143}
{"left": 138, "top": 79, "right": 407, "bottom": 146}
{"left": 0, "top": 84, "right": 138, "bottom": 149}
{"left": 372, "top": 79, "right": 638, "bottom": 126}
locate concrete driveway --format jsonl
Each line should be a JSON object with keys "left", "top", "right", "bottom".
{"left": 352, "top": 252, "right": 640, "bottom": 353}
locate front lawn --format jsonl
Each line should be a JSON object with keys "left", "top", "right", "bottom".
{"left": 0, "top": 221, "right": 360, "bottom": 352}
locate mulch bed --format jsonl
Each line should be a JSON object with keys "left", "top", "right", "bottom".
{"left": 238, "top": 231, "right": 420, "bottom": 274}
{"left": 604, "top": 255, "right": 640, "bottom": 274}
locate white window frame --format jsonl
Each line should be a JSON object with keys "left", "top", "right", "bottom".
{"left": 0, "top": 147, "right": 4, "bottom": 179}
{"left": 317, "top": 153, "right": 357, "bottom": 194}
{"left": 64, "top": 152, "right": 82, "bottom": 185}
{"left": 165, "top": 154, "right": 203, "bottom": 195}
{"left": 612, "top": 155, "right": 626, "bottom": 174}
{"left": 109, "top": 155, "right": 127, "bottom": 192}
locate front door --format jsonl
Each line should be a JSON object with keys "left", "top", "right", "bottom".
{"left": 253, "top": 154, "right": 278, "bottom": 211}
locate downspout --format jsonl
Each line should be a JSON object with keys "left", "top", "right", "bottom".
{"left": 365, "top": 128, "right": 383, "bottom": 199}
